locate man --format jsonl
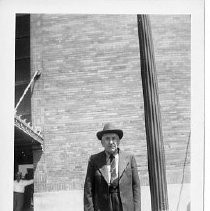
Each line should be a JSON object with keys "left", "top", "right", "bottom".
{"left": 13, "top": 172, "right": 34, "bottom": 211}
{"left": 84, "top": 123, "right": 141, "bottom": 211}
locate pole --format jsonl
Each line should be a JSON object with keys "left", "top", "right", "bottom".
{"left": 137, "top": 14, "right": 169, "bottom": 211}
{"left": 15, "top": 70, "right": 41, "bottom": 112}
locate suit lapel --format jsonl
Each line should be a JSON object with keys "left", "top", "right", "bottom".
{"left": 118, "top": 150, "right": 129, "bottom": 180}
{"left": 95, "top": 150, "right": 129, "bottom": 184}
{"left": 96, "top": 151, "right": 109, "bottom": 184}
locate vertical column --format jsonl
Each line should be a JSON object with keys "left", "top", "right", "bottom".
{"left": 137, "top": 15, "right": 169, "bottom": 211}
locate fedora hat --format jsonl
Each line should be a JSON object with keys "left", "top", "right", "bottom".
{"left": 96, "top": 123, "right": 123, "bottom": 140}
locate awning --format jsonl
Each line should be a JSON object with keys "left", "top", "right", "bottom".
{"left": 15, "top": 114, "right": 44, "bottom": 149}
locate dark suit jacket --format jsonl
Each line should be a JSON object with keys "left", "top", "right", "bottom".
{"left": 84, "top": 150, "right": 141, "bottom": 211}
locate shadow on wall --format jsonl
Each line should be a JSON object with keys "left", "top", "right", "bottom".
{"left": 33, "top": 146, "right": 43, "bottom": 171}
{"left": 33, "top": 146, "right": 44, "bottom": 191}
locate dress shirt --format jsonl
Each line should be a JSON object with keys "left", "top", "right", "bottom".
{"left": 14, "top": 179, "right": 34, "bottom": 193}
{"left": 105, "top": 152, "right": 119, "bottom": 184}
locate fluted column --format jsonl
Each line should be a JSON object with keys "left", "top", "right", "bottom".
{"left": 137, "top": 15, "right": 169, "bottom": 211}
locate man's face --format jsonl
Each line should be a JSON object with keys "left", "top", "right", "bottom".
{"left": 16, "top": 173, "right": 22, "bottom": 181}
{"left": 101, "top": 133, "right": 120, "bottom": 154}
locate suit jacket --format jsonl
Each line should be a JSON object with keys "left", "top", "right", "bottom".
{"left": 84, "top": 149, "right": 141, "bottom": 211}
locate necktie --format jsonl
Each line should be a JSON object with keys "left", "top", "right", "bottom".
{"left": 109, "top": 154, "right": 117, "bottom": 184}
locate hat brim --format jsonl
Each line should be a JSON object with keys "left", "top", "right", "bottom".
{"left": 97, "top": 129, "right": 123, "bottom": 140}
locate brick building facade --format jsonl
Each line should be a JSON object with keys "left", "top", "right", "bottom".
{"left": 17, "top": 14, "right": 191, "bottom": 210}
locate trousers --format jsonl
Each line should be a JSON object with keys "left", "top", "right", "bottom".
{"left": 14, "top": 192, "right": 24, "bottom": 211}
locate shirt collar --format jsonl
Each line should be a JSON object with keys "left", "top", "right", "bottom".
{"left": 105, "top": 148, "right": 119, "bottom": 160}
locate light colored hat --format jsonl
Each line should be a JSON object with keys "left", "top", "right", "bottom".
{"left": 96, "top": 123, "right": 123, "bottom": 140}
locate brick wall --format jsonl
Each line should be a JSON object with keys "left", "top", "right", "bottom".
{"left": 151, "top": 15, "right": 191, "bottom": 183}
{"left": 31, "top": 14, "right": 190, "bottom": 192}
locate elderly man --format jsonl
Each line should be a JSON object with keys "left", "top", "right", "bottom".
{"left": 84, "top": 123, "right": 141, "bottom": 211}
